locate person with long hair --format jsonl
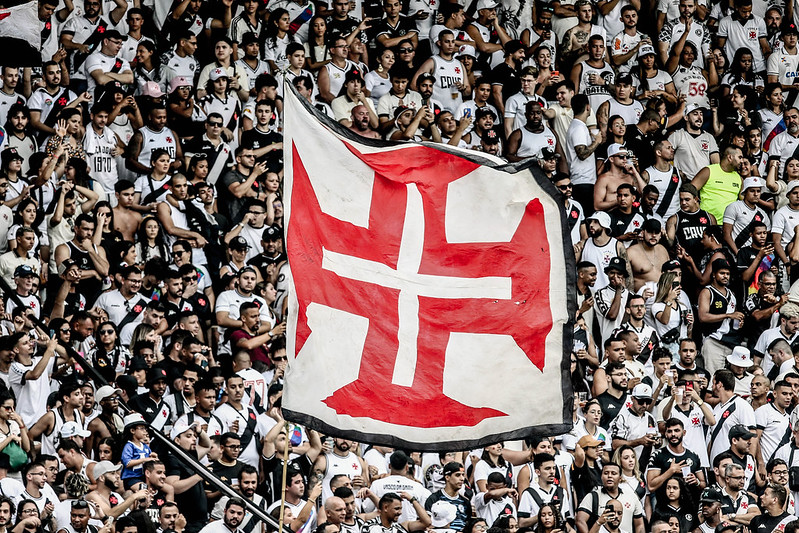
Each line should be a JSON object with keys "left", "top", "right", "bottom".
{"left": 474, "top": 444, "right": 510, "bottom": 493}
{"left": 0, "top": 393, "right": 31, "bottom": 476}
{"left": 612, "top": 445, "right": 646, "bottom": 504}
{"left": 7, "top": 198, "right": 40, "bottom": 254}
{"left": 760, "top": 83, "right": 785, "bottom": 151}
{"left": 166, "top": 77, "right": 204, "bottom": 140}
{"left": 133, "top": 40, "right": 167, "bottom": 97}
{"left": 669, "top": 42, "right": 718, "bottom": 110}
{"left": 766, "top": 156, "right": 799, "bottom": 209}
{"left": 304, "top": 15, "right": 331, "bottom": 72}
{"left": 264, "top": 8, "right": 292, "bottom": 73}
{"left": 650, "top": 271, "right": 691, "bottom": 354}
{"left": 365, "top": 48, "right": 395, "bottom": 106}
{"left": 15, "top": 498, "right": 52, "bottom": 532}
{"left": 720, "top": 48, "right": 764, "bottom": 96}
{"left": 633, "top": 45, "right": 677, "bottom": 106}
{"left": 493, "top": 514, "right": 519, "bottom": 533}
{"left": 463, "top": 518, "right": 489, "bottom": 533}
{"left": 186, "top": 154, "right": 210, "bottom": 185}
{"left": 129, "top": 322, "right": 162, "bottom": 357}
{"left": 715, "top": 84, "right": 761, "bottom": 138}
{"left": 91, "top": 321, "right": 131, "bottom": 383}
{"left": 396, "top": 39, "right": 417, "bottom": 71}
{"left": 652, "top": 477, "right": 697, "bottom": 532}
{"left": 530, "top": 47, "right": 564, "bottom": 101}
{"left": 94, "top": 201, "right": 124, "bottom": 262}
{"left": 135, "top": 216, "right": 170, "bottom": 266}
{"left": 566, "top": 399, "right": 611, "bottom": 463}
{"left": 534, "top": 503, "right": 564, "bottom": 533}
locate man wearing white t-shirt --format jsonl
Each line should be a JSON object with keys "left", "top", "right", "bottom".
{"left": 565, "top": 94, "right": 601, "bottom": 213}
{"left": 717, "top": 0, "right": 770, "bottom": 73}
{"left": 83, "top": 30, "right": 133, "bottom": 97}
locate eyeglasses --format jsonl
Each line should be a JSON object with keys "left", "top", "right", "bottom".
{"left": 182, "top": 277, "right": 196, "bottom": 283}
{"left": 99, "top": 329, "right": 115, "bottom": 335}
{"left": 474, "top": 526, "right": 488, "bottom": 531}
{"left": 225, "top": 444, "right": 241, "bottom": 449}
{"left": 126, "top": 278, "right": 142, "bottom": 284}
{"left": 635, "top": 397, "right": 653, "bottom": 404}
{"left": 20, "top": 508, "right": 37, "bottom": 515}
{"left": 240, "top": 154, "right": 255, "bottom": 158}
{"left": 615, "top": 155, "right": 629, "bottom": 160}
{"left": 207, "top": 121, "right": 223, "bottom": 127}
{"left": 398, "top": 47, "right": 414, "bottom": 53}
{"left": 772, "top": 470, "right": 789, "bottom": 476}
{"left": 102, "top": 396, "right": 119, "bottom": 402}
{"left": 172, "top": 250, "right": 186, "bottom": 256}
{"left": 1, "top": 406, "right": 13, "bottom": 411}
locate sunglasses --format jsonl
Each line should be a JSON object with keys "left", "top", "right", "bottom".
{"left": 398, "top": 47, "right": 414, "bottom": 53}
{"left": 557, "top": 184, "right": 572, "bottom": 190}
{"left": 272, "top": 356, "right": 288, "bottom": 361}
{"left": 99, "top": 329, "right": 115, "bottom": 335}
{"left": 207, "top": 121, "right": 223, "bottom": 127}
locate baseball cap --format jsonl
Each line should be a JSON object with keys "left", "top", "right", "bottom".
{"left": 442, "top": 462, "right": 463, "bottom": 476}
{"left": 727, "top": 346, "right": 754, "bottom": 368}
{"left": 482, "top": 129, "right": 500, "bottom": 145}
{"left": 457, "top": 45, "right": 476, "bottom": 58}
{"left": 662, "top": 259, "right": 681, "bottom": 272}
{"left": 58, "top": 258, "right": 78, "bottom": 277}
{"left": 641, "top": 218, "right": 662, "bottom": 233}
{"left": 541, "top": 147, "right": 561, "bottom": 160}
{"left": 146, "top": 367, "right": 168, "bottom": 386}
{"left": 474, "top": 107, "right": 497, "bottom": 121}
{"left": 2, "top": 147, "right": 22, "bottom": 162}
{"left": 430, "top": 501, "right": 457, "bottom": 528}
{"left": 711, "top": 258, "right": 731, "bottom": 272}
{"left": 345, "top": 69, "right": 364, "bottom": 83}
{"left": 417, "top": 73, "right": 436, "bottom": 85}
{"left": 95, "top": 385, "right": 122, "bottom": 403}
{"left": 588, "top": 211, "right": 612, "bottom": 230}
{"left": 742, "top": 177, "right": 763, "bottom": 191}
{"left": 701, "top": 487, "right": 724, "bottom": 503}
{"left": 638, "top": 44, "right": 656, "bottom": 58}
{"left": 263, "top": 226, "right": 282, "bottom": 242}
{"left": 170, "top": 419, "right": 199, "bottom": 440}
{"left": 128, "top": 357, "right": 147, "bottom": 372}
{"left": 141, "top": 81, "right": 164, "bottom": 98}
{"left": 606, "top": 143, "right": 628, "bottom": 158}
{"left": 577, "top": 435, "right": 604, "bottom": 448}
{"left": 238, "top": 265, "right": 258, "bottom": 278}
{"left": 684, "top": 102, "right": 708, "bottom": 117}
{"left": 59, "top": 421, "right": 91, "bottom": 439}
{"left": 728, "top": 424, "right": 756, "bottom": 441}
{"left": 616, "top": 73, "right": 634, "bottom": 85}
{"left": 14, "top": 265, "right": 37, "bottom": 278}
{"left": 504, "top": 40, "right": 524, "bottom": 55}
{"left": 605, "top": 257, "right": 627, "bottom": 275}
{"left": 789, "top": 181, "right": 799, "bottom": 194}
{"left": 632, "top": 383, "right": 653, "bottom": 399}
{"left": 476, "top": 0, "right": 499, "bottom": 9}
{"left": 783, "top": 21, "right": 799, "bottom": 35}
{"left": 93, "top": 460, "right": 121, "bottom": 479}
{"left": 209, "top": 67, "right": 229, "bottom": 81}
{"left": 229, "top": 236, "right": 250, "bottom": 251}
{"left": 169, "top": 76, "right": 192, "bottom": 94}
{"left": 241, "top": 31, "right": 259, "bottom": 46}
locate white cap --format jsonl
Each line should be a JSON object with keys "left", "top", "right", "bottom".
{"left": 684, "top": 102, "right": 708, "bottom": 117}
{"left": 632, "top": 383, "right": 653, "bottom": 398}
{"left": 95, "top": 385, "right": 122, "bottom": 403}
{"left": 123, "top": 412, "right": 146, "bottom": 430}
{"left": 93, "top": 460, "right": 121, "bottom": 480}
{"left": 60, "top": 421, "right": 90, "bottom": 439}
{"left": 607, "top": 143, "right": 628, "bottom": 158}
{"left": 727, "top": 346, "right": 754, "bottom": 368}
{"left": 788, "top": 180, "right": 799, "bottom": 194}
{"left": 638, "top": 44, "right": 656, "bottom": 58}
{"left": 742, "top": 177, "right": 763, "bottom": 191}
{"left": 170, "top": 419, "right": 199, "bottom": 440}
{"left": 209, "top": 67, "right": 229, "bottom": 81}
{"left": 476, "top": 0, "right": 499, "bottom": 9}
{"left": 430, "top": 501, "right": 458, "bottom": 528}
{"left": 457, "top": 44, "right": 476, "bottom": 58}
{"left": 588, "top": 211, "right": 612, "bottom": 230}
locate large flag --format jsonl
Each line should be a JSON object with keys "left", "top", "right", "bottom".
{"left": 0, "top": 1, "right": 40, "bottom": 67}
{"left": 281, "top": 87, "right": 575, "bottom": 450}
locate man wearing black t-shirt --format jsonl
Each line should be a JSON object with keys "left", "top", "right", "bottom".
{"left": 748, "top": 484, "right": 793, "bottom": 533}
{"left": 596, "top": 361, "right": 629, "bottom": 428}
{"left": 646, "top": 418, "right": 704, "bottom": 493}
{"left": 207, "top": 433, "right": 244, "bottom": 505}
{"left": 165, "top": 422, "right": 210, "bottom": 533}
{"left": 241, "top": 100, "right": 283, "bottom": 172}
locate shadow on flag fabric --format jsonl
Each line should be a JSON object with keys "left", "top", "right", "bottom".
{"left": 281, "top": 84, "right": 575, "bottom": 451}
{"left": 0, "top": 1, "right": 40, "bottom": 67}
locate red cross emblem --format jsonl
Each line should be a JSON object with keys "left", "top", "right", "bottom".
{"left": 547, "top": 138, "right": 554, "bottom": 145}
{"left": 633, "top": 220, "right": 640, "bottom": 227}
{"left": 166, "top": 137, "right": 173, "bottom": 143}
{"left": 742, "top": 501, "right": 748, "bottom": 509}
{"left": 672, "top": 175, "right": 678, "bottom": 183}
{"left": 571, "top": 211, "right": 579, "bottom": 218}
{"left": 692, "top": 416, "right": 701, "bottom": 425}
{"left": 98, "top": 25, "right": 105, "bottom": 32}
{"left": 114, "top": 59, "right": 122, "bottom": 68}
{"left": 352, "top": 462, "right": 359, "bottom": 470}
{"left": 57, "top": 97, "right": 67, "bottom": 106}
{"left": 289, "top": 142, "right": 555, "bottom": 427}
{"left": 749, "top": 30, "right": 756, "bottom": 39}
{"left": 747, "top": 463, "right": 753, "bottom": 470}
{"left": 722, "top": 410, "right": 730, "bottom": 419}
{"left": 755, "top": 215, "right": 761, "bottom": 221}
{"left": 454, "top": 67, "right": 461, "bottom": 74}
{"left": 699, "top": 217, "right": 708, "bottom": 224}
{"left": 701, "top": 141, "right": 709, "bottom": 150}
{"left": 30, "top": 302, "right": 36, "bottom": 309}
{"left": 161, "top": 409, "right": 167, "bottom": 417}
{"left": 45, "top": 21, "right": 51, "bottom": 29}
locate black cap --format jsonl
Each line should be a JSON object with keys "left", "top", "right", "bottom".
{"left": 2, "top": 147, "right": 22, "bottom": 162}
{"left": 482, "top": 129, "right": 500, "bottom": 145}
{"left": 263, "top": 226, "right": 282, "bottom": 242}
{"left": 604, "top": 257, "right": 628, "bottom": 275}
{"left": 442, "top": 462, "right": 463, "bottom": 476}
{"left": 641, "top": 218, "right": 662, "bottom": 233}
{"left": 474, "top": 107, "right": 497, "bottom": 120}
{"left": 229, "top": 236, "right": 250, "bottom": 251}
{"left": 241, "top": 31, "right": 259, "bottom": 46}
{"left": 700, "top": 487, "right": 724, "bottom": 504}
{"left": 712, "top": 258, "right": 731, "bottom": 272}
{"left": 662, "top": 259, "right": 681, "bottom": 272}
{"left": 783, "top": 21, "right": 799, "bottom": 35}
{"left": 128, "top": 357, "right": 148, "bottom": 372}
{"left": 541, "top": 147, "right": 561, "bottom": 160}
{"left": 146, "top": 367, "right": 168, "bottom": 386}
{"left": 729, "top": 424, "right": 756, "bottom": 441}
{"left": 345, "top": 68, "right": 364, "bottom": 83}
{"left": 616, "top": 73, "right": 634, "bottom": 85}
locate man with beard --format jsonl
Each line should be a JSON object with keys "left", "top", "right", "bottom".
{"left": 725, "top": 424, "right": 760, "bottom": 491}
{"left": 506, "top": 101, "right": 558, "bottom": 162}
{"left": 216, "top": 266, "right": 273, "bottom": 355}
{"left": 596, "top": 361, "right": 629, "bottom": 428}
{"left": 157, "top": 174, "right": 209, "bottom": 264}
{"left": 141, "top": 460, "right": 175, "bottom": 525}
{"left": 646, "top": 418, "right": 704, "bottom": 493}
{"left": 771, "top": 182, "right": 799, "bottom": 280}
{"left": 610, "top": 383, "right": 659, "bottom": 461}
{"left": 575, "top": 211, "right": 631, "bottom": 288}
{"left": 52, "top": 214, "right": 109, "bottom": 305}
{"left": 214, "top": 375, "right": 269, "bottom": 469}
{"left": 698, "top": 260, "right": 744, "bottom": 373}
{"left": 722, "top": 177, "right": 770, "bottom": 256}
{"left": 586, "top": 499, "right": 624, "bottom": 533}
{"left": 593, "top": 258, "right": 631, "bottom": 343}
{"left": 86, "top": 461, "right": 149, "bottom": 519}
{"left": 518, "top": 454, "right": 570, "bottom": 527}
{"left": 622, "top": 295, "right": 658, "bottom": 366}
{"left": 348, "top": 105, "right": 381, "bottom": 139}
{"left": 219, "top": 147, "right": 269, "bottom": 225}
{"left": 749, "top": 484, "right": 793, "bottom": 533}
{"left": 691, "top": 145, "right": 745, "bottom": 225}
{"left": 754, "top": 381, "right": 792, "bottom": 478}
{"left": 768, "top": 108, "right": 799, "bottom": 176}
{"left": 576, "top": 465, "right": 644, "bottom": 533}
{"left": 361, "top": 493, "right": 431, "bottom": 533}
{"left": 708, "top": 371, "right": 757, "bottom": 464}
{"left": 417, "top": 74, "right": 444, "bottom": 118}
{"left": 248, "top": 226, "right": 285, "bottom": 280}
{"left": 668, "top": 104, "right": 719, "bottom": 184}
{"left": 28, "top": 62, "right": 87, "bottom": 143}
{"left": 5, "top": 105, "right": 37, "bottom": 176}
{"left": 128, "top": 368, "right": 171, "bottom": 433}
{"left": 554, "top": 174, "right": 588, "bottom": 247}
{"left": 596, "top": 146, "right": 645, "bottom": 213}
{"left": 206, "top": 433, "right": 244, "bottom": 504}
{"left": 718, "top": 462, "right": 760, "bottom": 524}
{"left": 660, "top": 370, "right": 715, "bottom": 468}
{"left": 166, "top": 421, "right": 212, "bottom": 533}
{"left": 627, "top": 219, "right": 671, "bottom": 291}
{"left": 211, "top": 466, "right": 265, "bottom": 530}
{"left": 641, "top": 139, "right": 680, "bottom": 221}
{"left": 315, "top": 437, "right": 370, "bottom": 502}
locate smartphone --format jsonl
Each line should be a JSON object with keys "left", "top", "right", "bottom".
{"left": 672, "top": 281, "right": 680, "bottom": 289}
{"left": 551, "top": 70, "right": 559, "bottom": 78}
{"left": 686, "top": 382, "right": 694, "bottom": 391}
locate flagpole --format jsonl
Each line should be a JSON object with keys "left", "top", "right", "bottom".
{"left": 277, "top": 422, "right": 291, "bottom": 533}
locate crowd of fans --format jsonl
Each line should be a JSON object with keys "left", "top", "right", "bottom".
{"left": 2, "top": 0, "right": 799, "bottom": 531}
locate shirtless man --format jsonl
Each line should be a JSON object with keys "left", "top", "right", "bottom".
{"left": 594, "top": 144, "right": 645, "bottom": 211}
{"left": 113, "top": 180, "right": 142, "bottom": 242}
{"left": 626, "top": 218, "right": 670, "bottom": 290}
{"left": 560, "top": 0, "right": 605, "bottom": 66}
{"left": 347, "top": 105, "right": 381, "bottom": 139}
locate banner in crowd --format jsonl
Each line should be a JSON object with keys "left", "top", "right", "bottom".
{"left": 0, "top": 1, "right": 40, "bottom": 67}
{"left": 281, "top": 85, "right": 575, "bottom": 450}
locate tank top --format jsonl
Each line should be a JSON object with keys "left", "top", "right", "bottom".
{"left": 431, "top": 55, "right": 465, "bottom": 114}
{"left": 703, "top": 285, "right": 733, "bottom": 340}
{"left": 41, "top": 408, "right": 85, "bottom": 457}
{"left": 646, "top": 165, "right": 681, "bottom": 218}
{"left": 67, "top": 240, "right": 92, "bottom": 271}
{"left": 325, "top": 59, "right": 356, "bottom": 100}
{"left": 84, "top": 126, "right": 117, "bottom": 195}
{"left": 321, "top": 450, "right": 363, "bottom": 501}
{"left": 581, "top": 236, "right": 619, "bottom": 288}
{"left": 517, "top": 125, "right": 556, "bottom": 159}
{"left": 676, "top": 209, "right": 712, "bottom": 262}
{"left": 671, "top": 65, "right": 710, "bottom": 107}
{"left": 606, "top": 99, "right": 643, "bottom": 126}
{"left": 579, "top": 61, "right": 614, "bottom": 111}
{"left": 699, "top": 164, "right": 742, "bottom": 224}
{"left": 137, "top": 126, "right": 177, "bottom": 170}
